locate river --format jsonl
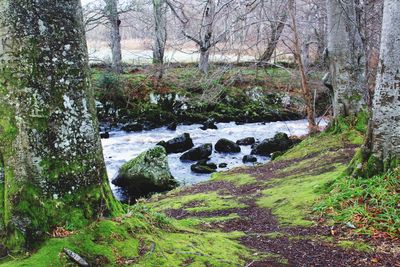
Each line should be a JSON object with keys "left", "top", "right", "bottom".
{"left": 101, "top": 118, "right": 327, "bottom": 198}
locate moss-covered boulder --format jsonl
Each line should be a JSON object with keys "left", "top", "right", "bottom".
{"left": 112, "top": 146, "right": 178, "bottom": 198}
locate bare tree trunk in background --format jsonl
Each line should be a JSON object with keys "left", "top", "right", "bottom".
{"left": 153, "top": 0, "right": 167, "bottom": 78}
{"left": 105, "top": 0, "right": 123, "bottom": 73}
{"left": 0, "top": 0, "right": 119, "bottom": 250}
{"left": 198, "top": 0, "right": 215, "bottom": 74}
{"left": 258, "top": 8, "right": 288, "bottom": 65}
{"left": 289, "top": 0, "right": 317, "bottom": 133}
{"left": 366, "top": 0, "right": 400, "bottom": 173}
{"left": 326, "top": 0, "right": 367, "bottom": 117}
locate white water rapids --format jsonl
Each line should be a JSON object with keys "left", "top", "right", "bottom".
{"left": 101, "top": 118, "right": 327, "bottom": 198}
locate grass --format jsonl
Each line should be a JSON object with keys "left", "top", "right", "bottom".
{"left": 315, "top": 168, "right": 400, "bottom": 236}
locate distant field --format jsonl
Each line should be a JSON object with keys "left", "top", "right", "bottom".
{"left": 86, "top": 39, "right": 293, "bottom": 65}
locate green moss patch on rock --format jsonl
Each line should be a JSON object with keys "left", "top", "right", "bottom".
{"left": 112, "top": 146, "right": 178, "bottom": 199}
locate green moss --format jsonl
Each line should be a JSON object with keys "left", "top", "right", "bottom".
{"left": 148, "top": 191, "right": 246, "bottom": 213}
{"left": 177, "top": 214, "right": 240, "bottom": 228}
{"left": 337, "top": 240, "right": 373, "bottom": 253}
{"left": 211, "top": 172, "right": 257, "bottom": 186}
{"left": 1, "top": 210, "right": 251, "bottom": 267}
{"left": 257, "top": 165, "right": 346, "bottom": 226}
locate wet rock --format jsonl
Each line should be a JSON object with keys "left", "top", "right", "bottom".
{"left": 191, "top": 160, "right": 218, "bottom": 174}
{"left": 121, "top": 122, "right": 143, "bottom": 132}
{"left": 180, "top": 144, "right": 212, "bottom": 161}
{"left": 219, "top": 163, "right": 228, "bottom": 168}
{"left": 215, "top": 138, "right": 241, "bottom": 153}
{"left": 100, "top": 132, "right": 110, "bottom": 139}
{"left": 63, "top": 248, "right": 89, "bottom": 267}
{"left": 236, "top": 137, "right": 255, "bottom": 146}
{"left": 251, "top": 132, "right": 293, "bottom": 156}
{"left": 112, "top": 146, "right": 178, "bottom": 198}
{"left": 243, "top": 155, "right": 257, "bottom": 163}
{"left": 200, "top": 120, "right": 218, "bottom": 130}
{"left": 157, "top": 133, "right": 194, "bottom": 154}
{"left": 167, "top": 122, "right": 177, "bottom": 131}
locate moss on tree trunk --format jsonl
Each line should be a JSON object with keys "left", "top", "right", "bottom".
{"left": 0, "top": 0, "right": 121, "bottom": 251}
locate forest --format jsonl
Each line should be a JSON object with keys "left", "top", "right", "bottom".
{"left": 0, "top": 0, "right": 399, "bottom": 266}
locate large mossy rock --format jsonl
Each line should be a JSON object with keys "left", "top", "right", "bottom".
{"left": 157, "top": 133, "right": 194, "bottom": 154}
{"left": 112, "top": 146, "right": 178, "bottom": 198}
{"left": 251, "top": 132, "right": 294, "bottom": 156}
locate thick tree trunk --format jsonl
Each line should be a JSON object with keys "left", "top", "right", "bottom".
{"left": 105, "top": 0, "right": 123, "bottom": 73}
{"left": 326, "top": 0, "right": 367, "bottom": 117}
{"left": 0, "top": 0, "right": 120, "bottom": 250}
{"left": 368, "top": 0, "right": 400, "bottom": 171}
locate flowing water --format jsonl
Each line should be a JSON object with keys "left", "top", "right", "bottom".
{"left": 101, "top": 118, "right": 327, "bottom": 198}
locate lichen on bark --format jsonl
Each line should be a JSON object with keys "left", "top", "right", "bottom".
{"left": 0, "top": 0, "right": 121, "bottom": 250}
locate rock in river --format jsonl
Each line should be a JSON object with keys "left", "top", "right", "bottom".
{"left": 191, "top": 160, "right": 218, "bottom": 174}
{"left": 112, "top": 146, "right": 178, "bottom": 198}
{"left": 180, "top": 143, "right": 212, "bottom": 161}
{"left": 242, "top": 155, "right": 257, "bottom": 163}
{"left": 200, "top": 120, "right": 218, "bottom": 130}
{"left": 251, "top": 132, "right": 293, "bottom": 156}
{"left": 157, "top": 133, "right": 194, "bottom": 154}
{"left": 236, "top": 137, "right": 256, "bottom": 146}
{"left": 215, "top": 138, "right": 241, "bottom": 153}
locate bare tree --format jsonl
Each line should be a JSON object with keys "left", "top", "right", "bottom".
{"left": 105, "top": 0, "right": 123, "bottom": 73}
{"left": 152, "top": 0, "right": 168, "bottom": 78}
{"left": 257, "top": 1, "right": 289, "bottom": 65}
{"left": 289, "top": 0, "right": 317, "bottom": 132}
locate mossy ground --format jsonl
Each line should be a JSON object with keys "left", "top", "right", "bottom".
{"left": 2, "top": 121, "right": 399, "bottom": 266}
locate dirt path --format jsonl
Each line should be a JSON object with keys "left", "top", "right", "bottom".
{"left": 151, "top": 141, "right": 400, "bottom": 266}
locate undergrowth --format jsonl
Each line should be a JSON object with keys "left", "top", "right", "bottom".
{"left": 315, "top": 168, "right": 400, "bottom": 237}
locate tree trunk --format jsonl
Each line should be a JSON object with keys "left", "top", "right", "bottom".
{"left": 0, "top": 0, "right": 120, "bottom": 250}
{"left": 199, "top": 49, "right": 210, "bottom": 74}
{"left": 198, "top": 0, "right": 215, "bottom": 74}
{"left": 368, "top": 0, "right": 400, "bottom": 171}
{"left": 152, "top": 0, "right": 167, "bottom": 78}
{"left": 326, "top": 0, "right": 367, "bottom": 117}
{"left": 258, "top": 11, "right": 288, "bottom": 65}
{"left": 105, "top": 0, "right": 123, "bottom": 73}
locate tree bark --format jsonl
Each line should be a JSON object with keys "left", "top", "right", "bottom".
{"left": 198, "top": 0, "right": 215, "bottom": 74}
{"left": 105, "top": 0, "right": 123, "bottom": 73}
{"left": 153, "top": 0, "right": 167, "bottom": 65}
{"left": 368, "top": 0, "right": 400, "bottom": 171}
{"left": 0, "top": 0, "right": 120, "bottom": 250}
{"left": 258, "top": 11, "right": 288, "bottom": 65}
{"left": 152, "top": 0, "right": 167, "bottom": 78}
{"left": 326, "top": 0, "right": 367, "bottom": 117}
